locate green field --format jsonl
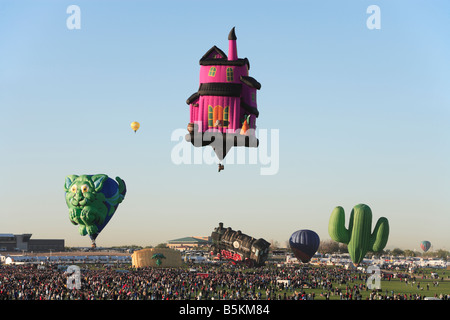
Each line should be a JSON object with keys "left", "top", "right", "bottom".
{"left": 173, "top": 264, "right": 450, "bottom": 300}
{"left": 276, "top": 267, "right": 450, "bottom": 300}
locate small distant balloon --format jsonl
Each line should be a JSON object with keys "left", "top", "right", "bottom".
{"left": 420, "top": 240, "right": 431, "bottom": 252}
{"left": 131, "top": 121, "right": 140, "bottom": 133}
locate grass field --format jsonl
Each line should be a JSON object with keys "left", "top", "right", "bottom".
{"left": 281, "top": 267, "right": 450, "bottom": 300}
{"left": 78, "top": 262, "right": 450, "bottom": 300}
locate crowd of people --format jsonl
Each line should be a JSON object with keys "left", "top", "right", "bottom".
{"left": 0, "top": 262, "right": 448, "bottom": 301}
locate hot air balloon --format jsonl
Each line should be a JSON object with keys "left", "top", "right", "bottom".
{"left": 289, "top": 229, "right": 320, "bottom": 263}
{"left": 131, "top": 121, "right": 140, "bottom": 133}
{"left": 210, "top": 223, "right": 270, "bottom": 267}
{"left": 420, "top": 241, "right": 431, "bottom": 252}
{"left": 328, "top": 204, "right": 389, "bottom": 266}
{"left": 185, "top": 27, "right": 261, "bottom": 172}
{"left": 64, "top": 174, "right": 126, "bottom": 248}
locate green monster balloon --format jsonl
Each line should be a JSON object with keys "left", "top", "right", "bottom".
{"left": 64, "top": 174, "right": 126, "bottom": 248}
{"left": 328, "top": 204, "right": 389, "bottom": 266}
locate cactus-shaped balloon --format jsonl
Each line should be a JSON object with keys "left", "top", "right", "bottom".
{"left": 328, "top": 204, "right": 389, "bottom": 266}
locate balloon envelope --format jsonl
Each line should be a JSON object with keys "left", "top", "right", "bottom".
{"left": 64, "top": 174, "right": 126, "bottom": 247}
{"left": 420, "top": 241, "right": 431, "bottom": 252}
{"left": 289, "top": 229, "right": 320, "bottom": 263}
{"left": 131, "top": 121, "right": 140, "bottom": 132}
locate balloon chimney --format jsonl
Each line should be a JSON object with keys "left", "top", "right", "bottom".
{"left": 228, "top": 27, "right": 237, "bottom": 61}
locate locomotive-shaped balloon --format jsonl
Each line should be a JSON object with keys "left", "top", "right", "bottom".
{"left": 211, "top": 222, "right": 270, "bottom": 267}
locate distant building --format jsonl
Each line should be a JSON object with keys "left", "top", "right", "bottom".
{"left": 28, "top": 239, "right": 65, "bottom": 252}
{"left": 0, "top": 233, "right": 64, "bottom": 252}
{"left": 167, "top": 236, "right": 211, "bottom": 251}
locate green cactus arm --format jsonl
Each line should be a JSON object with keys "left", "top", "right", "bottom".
{"left": 370, "top": 217, "right": 390, "bottom": 252}
{"left": 328, "top": 206, "right": 350, "bottom": 244}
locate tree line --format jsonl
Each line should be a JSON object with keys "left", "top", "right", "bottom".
{"left": 317, "top": 240, "right": 448, "bottom": 260}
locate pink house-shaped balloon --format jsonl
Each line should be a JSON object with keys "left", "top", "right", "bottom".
{"left": 185, "top": 28, "right": 261, "bottom": 165}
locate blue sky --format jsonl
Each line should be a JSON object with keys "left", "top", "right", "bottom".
{"left": 0, "top": 0, "right": 449, "bottom": 251}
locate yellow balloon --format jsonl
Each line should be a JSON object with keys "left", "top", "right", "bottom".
{"left": 131, "top": 121, "right": 140, "bottom": 133}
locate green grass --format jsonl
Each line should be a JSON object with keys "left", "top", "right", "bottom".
{"left": 275, "top": 268, "right": 450, "bottom": 300}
